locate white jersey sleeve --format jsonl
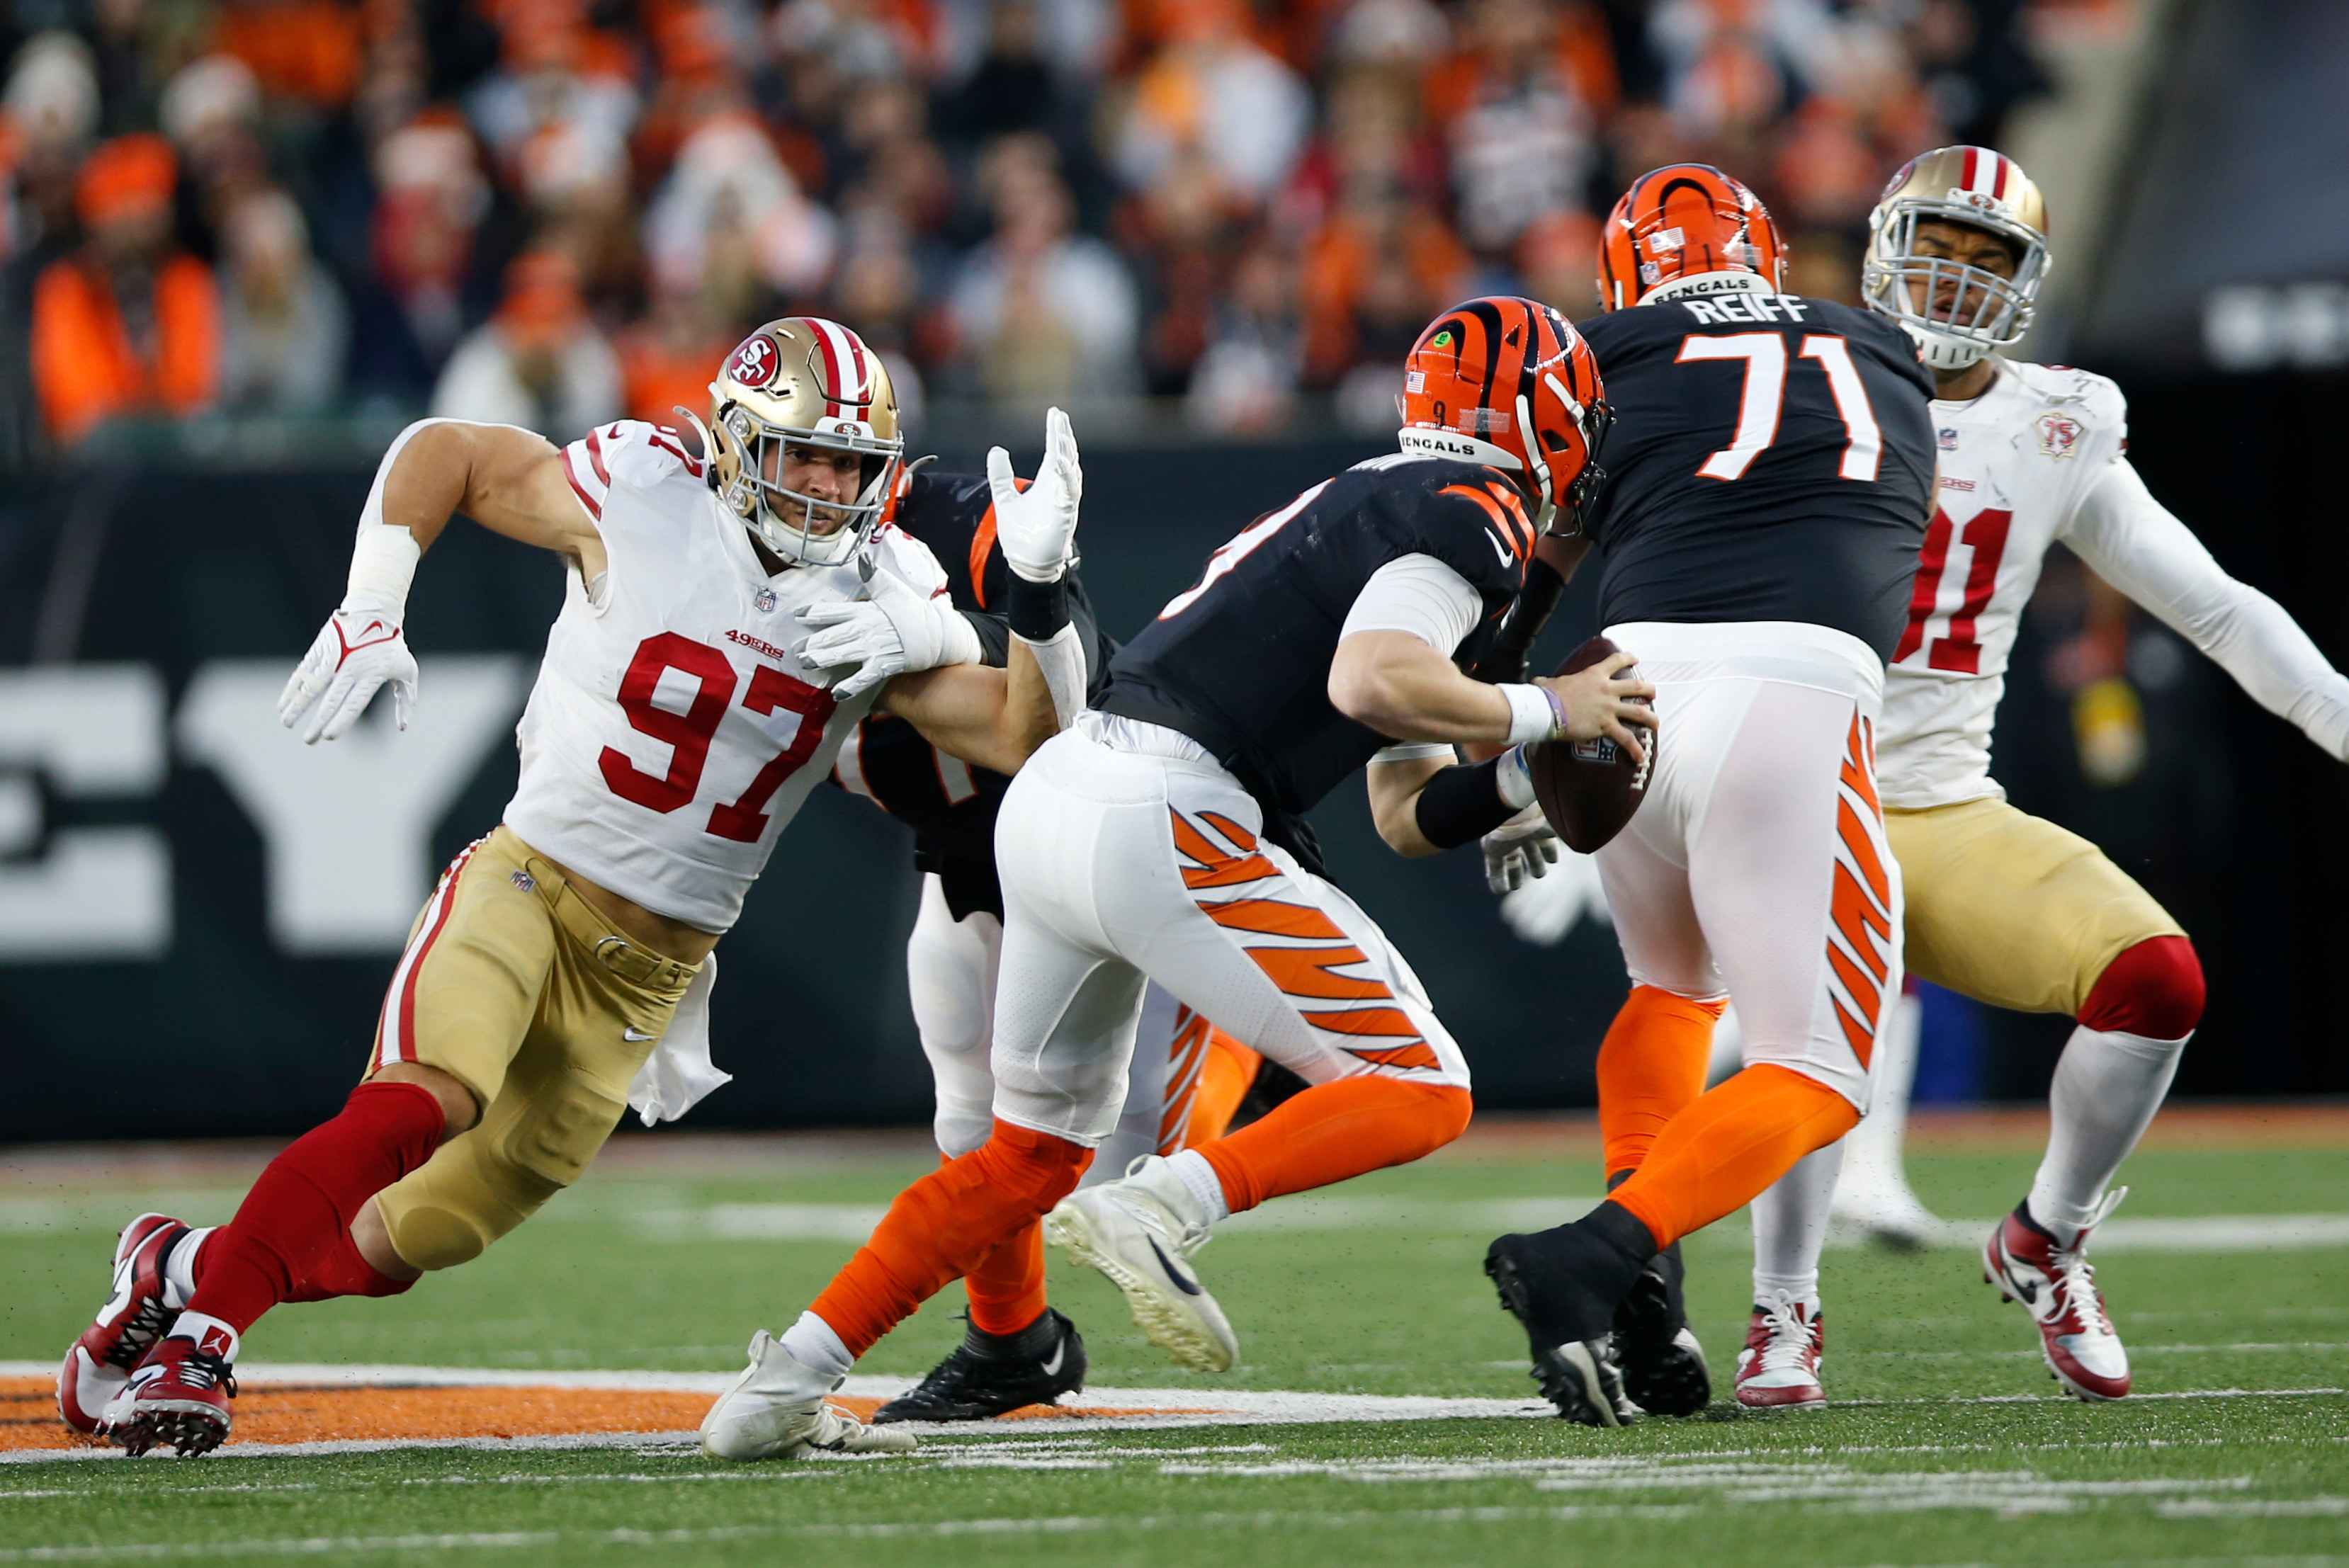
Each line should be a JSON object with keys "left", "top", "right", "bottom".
{"left": 1339, "top": 552, "right": 1484, "bottom": 654}
{"left": 2063, "top": 456, "right": 2349, "bottom": 761}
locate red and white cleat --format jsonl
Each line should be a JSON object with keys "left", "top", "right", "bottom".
{"left": 1983, "top": 1189, "right": 2130, "bottom": 1401}
{"left": 102, "top": 1317, "right": 239, "bottom": 1457}
{"left": 1733, "top": 1292, "right": 1826, "bottom": 1410}
{"left": 57, "top": 1214, "right": 196, "bottom": 1435}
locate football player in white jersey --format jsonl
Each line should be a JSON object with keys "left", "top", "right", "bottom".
{"left": 1576, "top": 148, "right": 2349, "bottom": 1409}
{"left": 60, "top": 317, "right": 1087, "bottom": 1457}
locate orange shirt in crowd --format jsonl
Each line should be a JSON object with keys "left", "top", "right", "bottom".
{"left": 214, "top": 0, "right": 365, "bottom": 108}
{"left": 31, "top": 254, "right": 220, "bottom": 446}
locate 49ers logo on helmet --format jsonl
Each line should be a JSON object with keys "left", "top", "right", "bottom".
{"left": 725, "top": 334, "right": 781, "bottom": 389}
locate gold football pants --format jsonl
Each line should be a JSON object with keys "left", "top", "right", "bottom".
{"left": 1885, "top": 796, "right": 2182, "bottom": 1018}
{"left": 366, "top": 826, "right": 698, "bottom": 1272}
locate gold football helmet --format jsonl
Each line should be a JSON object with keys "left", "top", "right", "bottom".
{"left": 697, "top": 317, "right": 903, "bottom": 567}
{"left": 1862, "top": 146, "right": 2050, "bottom": 371}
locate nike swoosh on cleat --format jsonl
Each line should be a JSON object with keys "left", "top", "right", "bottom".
{"left": 1146, "top": 1238, "right": 1203, "bottom": 1296}
{"left": 1040, "top": 1342, "right": 1065, "bottom": 1377}
{"left": 623, "top": 1026, "right": 656, "bottom": 1042}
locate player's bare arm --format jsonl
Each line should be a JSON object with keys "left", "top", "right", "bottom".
{"left": 1330, "top": 631, "right": 1653, "bottom": 754}
{"left": 874, "top": 644, "right": 1058, "bottom": 776}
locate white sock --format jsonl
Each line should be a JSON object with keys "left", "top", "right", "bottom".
{"left": 779, "top": 1310, "right": 852, "bottom": 1378}
{"left": 1751, "top": 1137, "right": 1842, "bottom": 1308}
{"left": 166, "top": 1311, "right": 240, "bottom": 1363}
{"left": 1837, "top": 991, "right": 1925, "bottom": 1208}
{"left": 164, "top": 1227, "right": 213, "bottom": 1307}
{"left": 1165, "top": 1149, "right": 1231, "bottom": 1225}
{"left": 2028, "top": 1023, "right": 2188, "bottom": 1246}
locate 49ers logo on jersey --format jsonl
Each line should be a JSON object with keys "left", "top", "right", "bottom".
{"left": 725, "top": 334, "right": 781, "bottom": 389}
{"left": 2035, "top": 412, "right": 2083, "bottom": 458}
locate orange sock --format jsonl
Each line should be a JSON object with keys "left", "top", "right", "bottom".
{"left": 1185, "top": 1030, "right": 1261, "bottom": 1147}
{"left": 1597, "top": 987, "right": 1725, "bottom": 1181}
{"left": 1198, "top": 1076, "right": 1471, "bottom": 1215}
{"left": 961, "top": 1220, "right": 1048, "bottom": 1336}
{"left": 812, "top": 1120, "right": 1091, "bottom": 1358}
{"left": 1607, "top": 1064, "right": 1857, "bottom": 1250}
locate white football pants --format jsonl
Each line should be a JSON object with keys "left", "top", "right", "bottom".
{"left": 1594, "top": 621, "right": 1903, "bottom": 1111}
{"left": 987, "top": 724, "right": 1470, "bottom": 1146}
{"left": 905, "top": 873, "right": 1218, "bottom": 1183}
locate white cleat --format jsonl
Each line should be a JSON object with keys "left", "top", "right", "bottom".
{"left": 1046, "top": 1165, "right": 1238, "bottom": 1373}
{"left": 1829, "top": 1176, "right": 1943, "bottom": 1251}
{"left": 699, "top": 1331, "right": 915, "bottom": 1461}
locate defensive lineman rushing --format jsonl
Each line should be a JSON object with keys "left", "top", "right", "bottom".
{"left": 700, "top": 296, "right": 1641, "bottom": 1460}
{"left": 836, "top": 462, "right": 1263, "bottom": 1422}
{"left": 60, "top": 317, "right": 1084, "bottom": 1456}
{"left": 1479, "top": 165, "right": 1937, "bottom": 1426}
{"left": 1717, "top": 147, "right": 2349, "bottom": 1409}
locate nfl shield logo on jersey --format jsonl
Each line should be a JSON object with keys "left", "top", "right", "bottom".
{"left": 754, "top": 586, "right": 779, "bottom": 613}
{"left": 2035, "top": 412, "right": 2084, "bottom": 458}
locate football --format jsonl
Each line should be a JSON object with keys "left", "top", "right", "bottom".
{"left": 1527, "top": 635, "right": 1655, "bottom": 853}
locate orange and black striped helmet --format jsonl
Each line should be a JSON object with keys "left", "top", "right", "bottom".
{"left": 1397, "top": 296, "right": 1611, "bottom": 535}
{"left": 1597, "top": 164, "right": 1784, "bottom": 312}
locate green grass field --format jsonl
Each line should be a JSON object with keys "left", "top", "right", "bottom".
{"left": 3, "top": 1124, "right": 2345, "bottom": 1566}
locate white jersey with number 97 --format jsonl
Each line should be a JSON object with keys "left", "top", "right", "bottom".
{"left": 502, "top": 419, "right": 950, "bottom": 931}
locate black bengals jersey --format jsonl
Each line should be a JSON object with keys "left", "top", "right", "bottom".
{"left": 1578, "top": 286, "right": 1936, "bottom": 658}
{"left": 1099, "top": 454, "right": 1533, "bottom": 866}
{"left": 830, "top": 467, "right": 1109, "bottom": 920}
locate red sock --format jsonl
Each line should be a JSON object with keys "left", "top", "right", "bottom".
{"left": 183, "top": 1080, "right": 446, "bottom": 1333}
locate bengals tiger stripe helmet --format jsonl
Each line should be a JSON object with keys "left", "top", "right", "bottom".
{"left": 1862, "top": 145, "right": 2049, "bottom": 370}
{"left": 692, "top": 317, "right": 905, "bottom": 568}
{"left": 1398, "top": 296, "right": 1611, "bottom": 536}
{"left": 1597, "top": 164, "right": 1785, "bottom": 312}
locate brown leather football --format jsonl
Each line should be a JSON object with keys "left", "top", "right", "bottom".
{"left": 1527, "top": 635, "right": 1655, "bottom": 853}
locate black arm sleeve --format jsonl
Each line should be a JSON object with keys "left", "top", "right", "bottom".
{"left": 1473, "top": 556, "right": 1566, "bottom": 684}
{"left": 1412, "top": 757, "right": 1519, "bottom": 849}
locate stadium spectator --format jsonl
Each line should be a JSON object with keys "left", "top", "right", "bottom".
{"left": 346, "top": 112, "right": 512, "bottom": 404}
{"left": 30, "top": 133, "right": 218, "bottom": 447}
{"left": 1424, "top": 0, "right": 1614, "bottom": 260}
{"left": 1111, "top": 0, "right": 1311, "bottom": 210}
{"left": 643, "top": 112, "right": 837, "bottom": 311}
{"left": 945, "top": 135, "right": 1137, "bottom": 400}
{"left": 1187, "top": 238, "right": 1301, "bottom": 433}
{"left": 430, "top": 249, "right": 620, "bottom": 438}
{"left": 216, "top": 186, "right": 349, "bottom": 411}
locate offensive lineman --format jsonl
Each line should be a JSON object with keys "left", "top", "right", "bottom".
{"left": 1713, "top": 148, "right": 2349, "bottom": 1407}
{"left": 698, "top": 296, "right": 1640, "bottom": 1460}
{"left": 58, "top": 317, "right": 1084, "bottom": 1456}
{"left": 839, "top": 465, "right": 1263, "bottom": 1422}
{"left": 1479, "top": 165, "right": 1937, "bottom": 1426}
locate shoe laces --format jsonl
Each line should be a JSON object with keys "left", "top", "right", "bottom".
{"left": 2047, "top": 1188, "right": 2126, "bottom": 1339}
{"left": 167, "top": 1346, "right": 237, "bottom": 1397}
{"left": 1104, "top": 1176, "right": 1211, "bottom": 1257}
{"left": 1752, "top": 1292, "right": 1818, "bottom": 1373}
{"left": 104, "top": 1295, "right": 177, "bottom": 1370}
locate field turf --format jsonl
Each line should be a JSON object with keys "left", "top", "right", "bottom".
{"left": 2, "top": 1113, "right": 2345, "bottom": 1566}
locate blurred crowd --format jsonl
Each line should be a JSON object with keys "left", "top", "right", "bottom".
{"left": 0, "top": 0, "right": 2072, "bottom": 467}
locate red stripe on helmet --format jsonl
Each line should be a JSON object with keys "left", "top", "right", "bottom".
{"left": 1962, "top": 146, "right": 1979, "bottom": 192}
{"left": 806, "top": 319, "right": 846, "bottom": 421}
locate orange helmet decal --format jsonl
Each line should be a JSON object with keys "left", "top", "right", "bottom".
{"left": 1598, "top": 164, "right": 1785, "bottom": 312}
{"left": 1398, "top": 295, "right": 1611, "bottom": 535}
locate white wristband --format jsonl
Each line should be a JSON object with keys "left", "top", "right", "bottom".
{"left": 1500, "top": 683, "right": 1559, "bottom": 745}
{"left": 939, "top": 607, "right": 984, "bottom": 668}
{"left": 346, "top": 525, "right": 420, "bottom": 615}
{"left": 1495, "top": 744, "right": 1536, "bottom": 809}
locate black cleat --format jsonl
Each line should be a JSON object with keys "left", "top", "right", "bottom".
{"left": 873, "top": 1309, "right": 1087, "bottom": 1424}
{"left": 1611, "top": 1241, "right": 1710, "bottom": 1416}
{"left": 1485, "top": 1232, "right": 1641, "bottom": 1428}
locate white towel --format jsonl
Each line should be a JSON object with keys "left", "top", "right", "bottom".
{"left": 626, "top": 951, "right": 732, "bottom": 1126}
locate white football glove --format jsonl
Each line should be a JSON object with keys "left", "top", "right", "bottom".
{"left": 278, "top": 598, "right": 419, "bottom": 744}
{"left": 988, "top": 406, "right": 1082, "bottom": 584}
{"left": 1481, "top": 804, "right": 1561, "bottom": 894}
{"left": 795, "top": 568, "right": 981, "bottom": 700}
